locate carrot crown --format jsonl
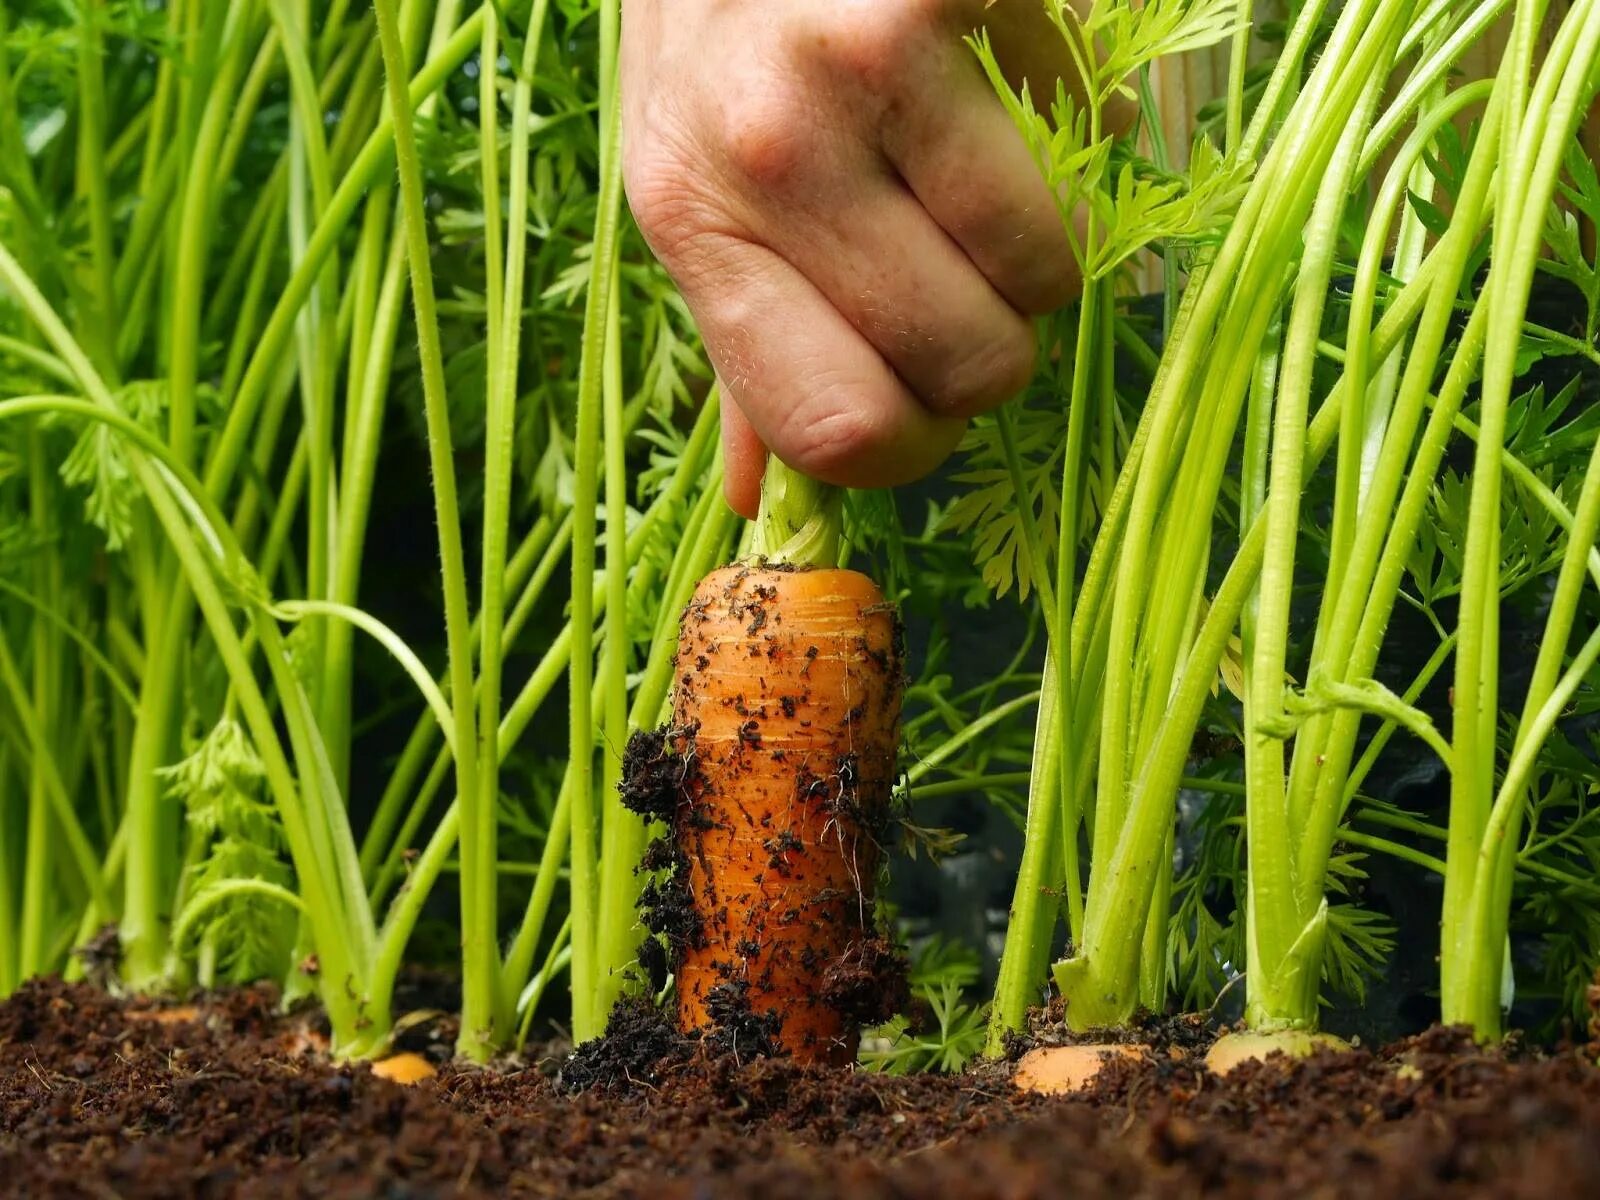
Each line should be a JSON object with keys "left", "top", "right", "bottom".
{"left": 750, "top": 459, "right": 842, "bottom": 567}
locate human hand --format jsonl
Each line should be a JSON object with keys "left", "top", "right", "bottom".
{"left": 622, "top": 0, "right": 1085, "bottom": 517}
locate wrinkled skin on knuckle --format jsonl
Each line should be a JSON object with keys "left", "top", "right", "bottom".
{"left": 1012, "top": 260, "right": 1081, "bottom": 316}
{"left": 935, "top": 320, "right": 1037, "bottom": 416}
{"left": 803, "top": 0, "right": 969, "bottom": 93}
{"left": 652, "top": 235, "right": 762, "bottom": 398}
{"left": 716, "top": 86, "right": 819, "bottom": 192}
{"left": 775, "top": 387, "right": 892, "bottom": 486}
{"left": 622, "top": 72, "right": 725, "bottom": 262}
{"left": 941, "top": 198, "right": 1077, "bottom": 315}
{"left": 625, "top": 145, "right": 696, "bottom": 257}
{"left": 961, "top": 194, "right": 1079, "bottom": 314}
{"left": 624, "top": 107, "right": 756, "bottom": 294}
{"left": 773, "top": 384, "right": 960, "bottom": 488}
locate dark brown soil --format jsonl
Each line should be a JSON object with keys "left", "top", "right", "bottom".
{"left": 5, "top": 979, "right": 1600, "bottom": 1198}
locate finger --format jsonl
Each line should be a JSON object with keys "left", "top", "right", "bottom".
{"left": 719, "top": 391, "right": 766, "bottom": 519}
{"left": 668, "top": 231, "right": 967, "bottom": 490}
{"left": 760, "top": 179, "right": 1038, "bottom": 419}
{"left": 880, "top": 43, "right": 1081, "bottom": 315}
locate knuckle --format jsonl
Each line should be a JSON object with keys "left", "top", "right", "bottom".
{"left": 944, "top": 199, "right": 1079, "bottom": 316}
{"left": 938, "top": 321, "right": 1037, "bottom": 415}
{"left": 1001, "top": 255, "right": 1079, "bottom": 316}
{"left": 986, "top": 321, "right": 1040, "bottom": 398}
{"left": 778, "top": 389, "right": 888, "bottom": 483}
{"left": 718, "top": 91, "right": 814, "bottom": 190}
{"left": 1028, "top": 267, "right": 1080, "bottom": 314}
{"left": 806, "top": 0, "right": 947, "bottom": 90}
{"left": 624, "top": 143, "right": 717, "bottom": 265}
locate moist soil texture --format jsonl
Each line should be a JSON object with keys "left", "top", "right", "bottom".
{"left": 4, "top": 979, "right": 1600, "bottom": 1198}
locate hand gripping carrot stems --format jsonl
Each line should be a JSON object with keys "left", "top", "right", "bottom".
{"left": 623, "top": 464, "right": 908, "bottom": 1065}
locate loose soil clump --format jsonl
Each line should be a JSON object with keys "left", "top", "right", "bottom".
{"left": 5, "top": 980, "right": 1600, "bottom": 1197}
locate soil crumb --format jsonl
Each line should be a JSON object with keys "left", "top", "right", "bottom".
{"left": 820, "top": 934, "right": 910, "bottom": 1026}
{"left": 1002, "top": 995, "right": 1215, "bottom": 1060}
{"left": 558, "top": 997, "right": 692, "bottom": 1092}
{"left": 5, "top": 980, "right": 1600, "bottom": 1198}
{"left": 702, "top": 980, "right": 784, "bottom": 1062}
{"left": 617, "top": 727, "right": 690, "bottom": 823}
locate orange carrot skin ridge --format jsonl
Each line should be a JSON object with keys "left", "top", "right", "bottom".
{"left": 668, "top": 563, "right": 905, "bottom": 1065}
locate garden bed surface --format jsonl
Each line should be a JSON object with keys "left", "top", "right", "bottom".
{"left": 3, "top": 981, "right": 1599, "bottom": 1198}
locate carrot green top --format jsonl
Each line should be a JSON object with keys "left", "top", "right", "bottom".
{"left": 751, "top": 458, "right": 842, "bottom": 568}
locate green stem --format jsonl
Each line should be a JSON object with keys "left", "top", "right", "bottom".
{"left": 1244, "top": 65, "right": 1389, "bottom": 1033}
{"left": 1224, "top": 0, "right": 1252, "bottom": 156}
{"left": 593, "top": 278, "right": 638, "bottom": 1018}
{"left": 75, "top": 0, "right": 118, "bottom": 379}
{"left": 503, "top": 408, "right": 729, "bottom": 1011}
{"left": 203, "top": 8, "right": 484, "bottom": 507}
{"left": 1445, "top": 0, "right": 1597, "bottom": 1036}
{"left": 985, "top": 655, "right": 1063, "bottom": 1053}
{"left": 904, "top": 692, "right": 1042, "bottom": 784}
{"left": 752, "top": 458, "right": 845, "bottom": 567}
{"left": 0, "top": 392, "right": 369, "bottom": 1035}
{"left": 372, "top": 0, "right": 484, "bottom": 1052}
{"left": 565, "top": 1, "right": 627, "bottom": 1041}
{"left": 909, "top": 772, "right": 1033, "bottom": 800}
{"left": 1290, "top": 91, "right": 1504, "bottom": 912}
{"left": 168, "top": 2, "right": 251, "bottom": 468}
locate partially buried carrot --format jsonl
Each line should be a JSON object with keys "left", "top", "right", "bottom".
{"left": 626, "top": 463, "right": 908, "bottom": 1065}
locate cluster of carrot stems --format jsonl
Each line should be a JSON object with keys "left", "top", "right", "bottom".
{"left": 989, "top": 0, "right": 1600, "bottom": 1052}
{"left": 0, "top": 0, "right": 739, "bottom": 1060}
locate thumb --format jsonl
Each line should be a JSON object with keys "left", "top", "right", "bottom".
{"left": 719, "top": 387, "right": 768, "bottom": 520}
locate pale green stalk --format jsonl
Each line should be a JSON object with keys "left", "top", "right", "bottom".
{"left": 1224, "top": 0, "right": 1252, "bottom": 155}
{"left": 1057, "top": 0, "right": 1437, "bottom": 1029}
{"left": 367, "top": 396, "right": 715, "bottom": 913}
{"left": 0, "top": 731, "right": 15, "bottom": 994}
{"left": 219, "top": 190, "right": 290, "bottom": 405}
{"left": 451, "top": 0, "right": 509, "bottom": 1059}
{"left": 203, "top": 9, "right": 485, "bottom": 507}
{"left": 271, "top": 0, "right": 342, "bottom": 759}
{"left": 984, "top": 666, "right": 1062, "bottom": 1053}
{"left": 752, "top": 460, "right": 845, "bottom": 565}
{"left": 1443, "top": 0, "right": 1547, "bottom": 1020}
{"left": 75, "top": 0, "right": 117, "bottom": 379}
{"left": 321, "top": 221, "right": 402, "bottom": 760}
{"left": 0, "top": 384, "right": 374, "bottom": 1053}
{"left": 396, "top": 474, "right": 736, "bottom": 1028}
{"left": 1243, "top": 65, "right": 1389, "bottom": 1032}
{"left": 311, "top": 4, "right": 459, "bottom": 817}
{"left": 593, "top": 270, "right": 637, "bottom": 1019}
{"left": 168, "top": 1, "right": 253, "bottom": 468}
{"left": 361, "top": 515, "right": 568, "bottom": 897}
{"left": 988, "top": 266, "right": 1207, "bottom": 1043}
{"left": 1283, "top": 81, "right": 1503, "bottom": 900}
{"left": 372, "top": 0, "right": 485, "bottom": 1052}
{"left": 461, "top": 0, "right": 554, "bottom": 1055}
{"left": 1361, "top": 0, "right": 1513, "bottom": 173}
{"left": 566, "top": 0, "right": 626, "bottom": 1041}
{"left": 20, "top": 427, "right": 55, "bottom": 978}
{"left": 110, "top": 2, "right": 247, "bottom": 984}
{"left": 1457, "top": 429, "right": 1600, "bottom": 1017}
{"left": 1445, "top": 0, "right": 1600, "bottom": 1035}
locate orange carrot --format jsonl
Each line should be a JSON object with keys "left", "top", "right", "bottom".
{"left": 663, "top": 562, "right": 905, "bottom": 1064}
